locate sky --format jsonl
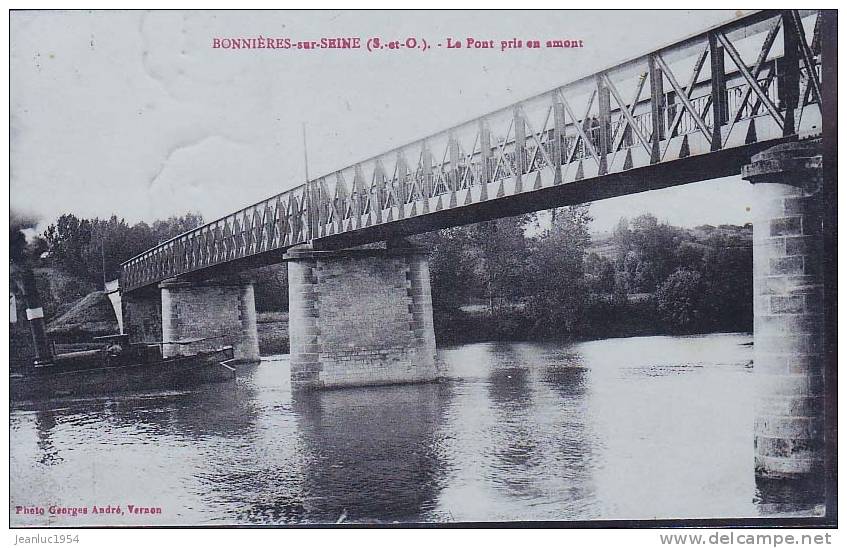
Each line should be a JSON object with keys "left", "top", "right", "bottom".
{"left": 10, "top": 9, "right": 756, "bottom": 234}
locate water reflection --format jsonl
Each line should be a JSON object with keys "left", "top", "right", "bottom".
{"left": 35, "top": 411, "right": 62, "bottom": 466}
{"left": 450, "top": 342, "right": 599, "bottom": 520}
{"left": 10, "top": 333, "right": 822, "bottom": 525}
{"left": 292, "top": 382, "right": 451, "bottom": 523}
{"left": 488, "top": 359, "right": 539, "bottom": 492}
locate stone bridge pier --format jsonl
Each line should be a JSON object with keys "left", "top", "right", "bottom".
{"left": 285, "top": 241, "right": 438, "bottom": 390}
{"left": 743, "top": 140, "right": 826, "bottom": 482}
{"left": 123, "top": 277, "right": 260, "bottom": 363}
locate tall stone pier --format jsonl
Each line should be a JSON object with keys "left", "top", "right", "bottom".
{"left": 285, "top": 243, "right": 438, "bottom": 390}
{"left": 742, "top": 140, "right": 825, "bottom": 480}
{"left": 159, "top": 278, "right": 260, "bottom": 363}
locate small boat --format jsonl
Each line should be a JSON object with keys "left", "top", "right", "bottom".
{"left": 10, "top": 334, "right": 236, "bottom": 402}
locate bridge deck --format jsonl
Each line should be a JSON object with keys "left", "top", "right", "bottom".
{"left": 121, "top": 9, "right": 823, "bottom": 292}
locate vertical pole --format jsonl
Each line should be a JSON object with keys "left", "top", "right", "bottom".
{"left": 16, "top": 267, "right": 52, "bottom": 365}
{"left": 317, "top": 180, "right": 328, "bottom": 236}
{"left": 781, "top": 11, "right": 801, "bottom": 136}
{"left": 101, "top": 241, "right": 107, "bottom": 290}
{"left": 301, "top": 123, "right": 317, "bottom": 242}
{"left": 514, "top": 107, "right": 526, "bottom": 187}
{"left": 479, "top": 119, "right": 492, "bottom": 186}
{"left": 396, "top": 152, "right": 408, "bottom": 207}
{"left": 597, "top": 74, "right": 611, "bottom": 175}
{"left": 422, "top": 142, "right": 433, "bottom": 199}
{"left": 648, "top": 54, "right": 665, "bottom": 164}
{"left": 479, "top": 119, "right": 491, "bottom": 200}
{"left": 448, "top": 132, "right": 460, "bottom": 192}
{"left": 353, "top": 164, "right": 365, "bottom": 227}
{"left": 372, "top": 161, "right": 386, "bottom": 221}
{"left": 708, "top": 32, "right": 727, "bottom": 150}
{"left": 553, "top": 95, "right": 566, "bottom": 183}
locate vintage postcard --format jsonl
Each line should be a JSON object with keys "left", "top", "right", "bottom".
{"left": 8, "top": 8, "right": 837, "bottom": 533}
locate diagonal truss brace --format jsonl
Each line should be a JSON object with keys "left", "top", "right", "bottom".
{"left": 716, "top": 31, "right": 784, "bottom": 130}
{"left": 557, "top": 89, "right": 601, "bottom": 167}
{"left": 655, "top": 52, "right": 713, "bottom": 145}
{"left": 602, "top": 73, "right": 652, "bottom": 156}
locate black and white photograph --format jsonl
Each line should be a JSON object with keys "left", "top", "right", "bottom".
{"left": 7, "top": 7, "right": 838, "bottom": 534}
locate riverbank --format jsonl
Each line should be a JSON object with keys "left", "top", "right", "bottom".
{"left": 433, "top": 294, "right": 743, "bottom": 346}
{"left": 12, "top": 290, "right": 745, "bottom": 360}
{"left": 255, "top": 300, "right": 749, "bottom": 352}
{"left": 12, "top": 284, "right": 748, "bottom": 360}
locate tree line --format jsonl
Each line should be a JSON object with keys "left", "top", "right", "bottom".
{"left": 33, "top": 212, "right": 205, "bottom": 285}
{"left": 25, "top": 207, "right": 752, "bottom": 342}
{"left": 414, "top": 208, "right": 753, "bottom": 342}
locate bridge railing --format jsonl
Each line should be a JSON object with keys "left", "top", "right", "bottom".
{"left": 121, "top": 9, "right": 822, "bottom": 292}
{"left": 121, "top": 183, "right": 313, "bottom": 289}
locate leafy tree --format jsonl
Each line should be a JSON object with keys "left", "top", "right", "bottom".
{"left": 675, "top": 240, "right": 707, "bottom": 271}
{"left": 656, "top": 268, "right": 706, "bottom": 332}
{"left": 43, "top": 214, "right": 93, "bottom": 280}
{"left": 414, "top": 227, "right": 478, "bottom": 312}
{"left": 525, "top": 205, "right": 591, "bottom": 337}
{"left": 44, "top": 212, "right": 204, "bottom": 285}
{"left": 585, "top": 252, "right": 615, "bottom": 294}
{"left": 152, "top": 212, "right": 205, "bottom": 243}
{"left": 700, "top": 231, "right": 753, "bottom": 332}
{"left": 465, "top": 215, "right": 533, "bottom": 314}
{"left": 612, "top": 214, "right": 683, "bottom": 292}
{"left": 612, "top": 217, "right": 633, "bottom": 264}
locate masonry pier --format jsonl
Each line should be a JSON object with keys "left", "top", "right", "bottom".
{"left": 285, "top": 243, "right": 438, "bottom": 390}
{"left": 743, "top": 140, "right": 826, "bottom": 481}
{"left": 122, "top": 288, "right": 162, "bottom": 345}
{"left": 158, "top": 278, "right": 260, "bottom": 363}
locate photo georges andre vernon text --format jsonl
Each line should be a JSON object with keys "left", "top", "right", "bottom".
{"left": 15, "top": 504, "right": 162, "bottom": 517}
{"left": 211, "top": 35, "right": 585, "bottom": 51}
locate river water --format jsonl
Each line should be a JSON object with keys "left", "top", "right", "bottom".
{"left": 9, "top": 333, "right": 823, "bottom": 526}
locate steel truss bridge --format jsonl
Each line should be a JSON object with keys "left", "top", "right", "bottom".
{"left": 122, "top": 9, "right": 824, "bottom": 292}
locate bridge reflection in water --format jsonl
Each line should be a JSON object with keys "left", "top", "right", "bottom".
{"left": 10, "top": 334, "right": 824, "bottom": 525}
{"left": 291, "top": 383, "right": 451, "bottom": 523}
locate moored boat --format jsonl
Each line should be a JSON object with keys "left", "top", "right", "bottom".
{"left": 10, "top": 334, "right": 236, "bottom": 402}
